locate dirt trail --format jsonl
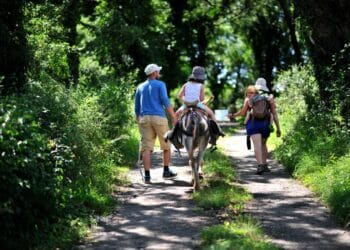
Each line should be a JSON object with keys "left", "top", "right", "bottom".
{"left": 76, "top": 148, "right": 216, "bottom": 250}
{"left": 219, "top": 129, "right": 350, "bottom": 250}
{"left": 77, "top": 128, "right": 350, "bottom": 250}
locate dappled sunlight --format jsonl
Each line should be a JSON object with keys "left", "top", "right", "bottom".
{"left": 222, "top": 131, "right": 350, "bottom": 249}
{"left": 78, "top": 149, "right": 216, "bottom": 249}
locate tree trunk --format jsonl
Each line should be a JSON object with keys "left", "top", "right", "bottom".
{"left": 294, "top": 0, "right": 350, "bottom": 107}
{"left": 0, "top": 0, "right": 27, "bottom": 95}
{"left": 62, "top": 0, "right": 81, "bottom": 88}
{"left": 278, "top": 0, "right": 302, "bottom": 64}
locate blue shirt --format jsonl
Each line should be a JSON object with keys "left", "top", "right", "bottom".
{"left": 134, "top": 79, "right": 171, "bottom": 117}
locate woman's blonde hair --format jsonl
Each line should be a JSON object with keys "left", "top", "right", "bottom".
{"left": 245, "top": 85, "right": 257, "bottom": 97}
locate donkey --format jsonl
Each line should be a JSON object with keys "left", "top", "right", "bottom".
{"left": 179, "top": 108, "right": 210, "bottom": 190}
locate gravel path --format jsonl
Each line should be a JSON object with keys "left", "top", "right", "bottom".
{"left": 219, "top": 129, "right": 350, "bottom": 250}
{"left": 77, "top": 128, "right": 350, "bottom": 250}
{"left": 76, "top": 147, "right": 216, "bottom": 250}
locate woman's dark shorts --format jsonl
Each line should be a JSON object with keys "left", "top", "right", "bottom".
{"left": 246, "top": 119, "right": 270, "bottom": 138}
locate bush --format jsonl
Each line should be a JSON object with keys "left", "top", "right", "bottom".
{"left": 98, "top": 75, "right": 135, "bottom": 141}
{"left": 0, "top": 75, "right": 137, "bottom": 248}
{"left": 272, "top": 65, "right": 350, "bottom": 226}
{"left": 0, "top": 96, "right": 69, "bottom": 248}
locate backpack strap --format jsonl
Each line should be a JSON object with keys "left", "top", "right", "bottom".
{"left": 249, "top": 95, "right": 267, "bottom": 106}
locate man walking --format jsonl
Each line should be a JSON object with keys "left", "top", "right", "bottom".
{"left": 134, "top": 63, "right": 177, "bottom": 183}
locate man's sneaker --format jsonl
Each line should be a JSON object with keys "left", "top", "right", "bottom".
{"left": 163, "top": 170, "right": 177, "bottom": 179}
{"left": 263, "top": 164, "right": 271, "bottom": 172}
{"left": 144, "top": 175, "right": 151, "bottom": 183}
{"left": 255, "top": 165, "right": 264, "bottom": 175}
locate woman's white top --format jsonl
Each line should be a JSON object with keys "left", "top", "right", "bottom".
{"left": 184, "top": 82, "right": 202, "bottom": 102}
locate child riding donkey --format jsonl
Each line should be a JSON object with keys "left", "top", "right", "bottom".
{"left": 165, "top": 66, "right": 225, "bottom": 150}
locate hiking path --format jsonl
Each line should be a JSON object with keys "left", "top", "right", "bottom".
{"left": 220, "top": 128, "right": 350, "bottom": 250}
{"left": 76, "top": 127, "right": 350, "bottom": 250}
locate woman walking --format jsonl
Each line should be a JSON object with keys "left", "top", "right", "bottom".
{"left": 231, "top": 80, "right": 281, "bottom": 174}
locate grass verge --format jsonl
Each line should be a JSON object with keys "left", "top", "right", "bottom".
{"left": 196, "top": 147, "right": 280, "bottom": 250}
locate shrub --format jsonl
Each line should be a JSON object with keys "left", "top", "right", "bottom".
{"left": 272, "top": 65, "right": 350, "bottom": 226}
{"left": 0, "top": 75, "right": 137, "bottom": 248}
{"left": 0, "top": 96, "right": 69, "bottom": 248}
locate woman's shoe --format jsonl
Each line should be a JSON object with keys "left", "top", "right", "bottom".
{"left": 263, "top": 164, "right": 271, "bottom": 172}
{"left": 255, "top": 165, "right": 264, "bottom": 175}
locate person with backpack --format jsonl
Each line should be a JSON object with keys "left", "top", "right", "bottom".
{"left": 254, "top": 78, "right": 276, "bottom": 130}
{"left": 231, "top": 85, "right": 258, "bottom": 122}
{"left": 231, "top": 80, "right": 281, "bottom": 174}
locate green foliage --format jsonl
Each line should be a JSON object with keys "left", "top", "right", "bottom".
{"left": 271, "top": 65, "right": 350, "bottom": 226}
{"left": 294, "top": 1, "right": 350, "bottom": 113}
{"left": 194, "top": 149, "right": 251, "bottom": 211}
{"left": 201, "top": 216, "right": 280, "bottom": 250}
{"left": 193, "top": 149, "right": 276, "bottom": 249}
{"left": 203, "top": 150, "right": 235, "bottom": 182}
{"left": 98, "top": 74, "right": 135, "bottom": 139}
{"left": 88, "top": 0, "right": 165, "bottom": 80}
{"left": 0, "top": 95, "right": 68, "bottom": 249}
{"left": 193, "top": 183, "right": 249, "bottom": 210}
{"left": 325, "top": 44, "right": 350, "bottom": 125}
{"left": 270, "top": 65, "right": 317, "bottom": 166}
{"left": 0, "top": 76, "right": 137, "bottom": 248}
{"left": 25, "top": 3, "right": 70, "bottom": 84}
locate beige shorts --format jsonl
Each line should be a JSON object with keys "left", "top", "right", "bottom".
{"left": 138, "top": 115, "right": 171, "bottom": 151}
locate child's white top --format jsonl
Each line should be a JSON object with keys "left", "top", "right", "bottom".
{"left": 183, "top": 82, "right": 202, "bottom": 102}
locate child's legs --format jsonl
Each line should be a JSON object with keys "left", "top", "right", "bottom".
{"left": 175, "top": 105, "right": 185, "bottom": 119}
{"left": 200, "top": 104, "right": 215, "bottom": 120}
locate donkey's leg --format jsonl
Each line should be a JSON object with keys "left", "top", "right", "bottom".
{"left": 188, "top": 149, "right": 196, "bottom": 187}
{"left": 199, "top": 159, "right": 204, "bottom": 180}
{"left": 199, "top": 144, "right": 205, "bottom": 176}
{"left": 189, "top": 159, "right": 194, "bottom": 186}
{"left": 192, "top": 154, "right": 200, "bottom": 190}
{"left": 188, "top": 150, "right": 199, "bottom": 189}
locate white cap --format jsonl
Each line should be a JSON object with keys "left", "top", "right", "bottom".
{"left": 144, "top": 64, "right": 162, "bottom": 75}
{"left": 255, "top": 78, "right": 269, "bottom": 92}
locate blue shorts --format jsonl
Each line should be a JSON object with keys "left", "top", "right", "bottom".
{"left": 246, "top": 119, "right": 270, "bottom": 138}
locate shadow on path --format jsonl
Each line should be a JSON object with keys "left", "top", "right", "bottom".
{"left": 220, "top": 129, "right": 350, "bottom": 250}
{"left": 76, "top": 147, "right": 216, "bottom": 250}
